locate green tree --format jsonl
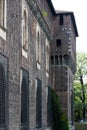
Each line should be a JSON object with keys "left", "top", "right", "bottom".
{"left": 51, "top": 90, "right": 69, "bottom": 130}
{"left": 74, "top": 52, "right": 87, "bottom": 121}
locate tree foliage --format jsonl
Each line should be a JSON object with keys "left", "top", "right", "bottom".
{"left": 74, "top": 52, "right": 87, "bottom": 121}
{"left": 51, "top": 90, "right": 69, "bottom": 130}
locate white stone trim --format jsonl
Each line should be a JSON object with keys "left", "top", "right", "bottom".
{"left": 0, "top": 0, "right": 7, "bottom": 40}
{"left": 21, "top": 0, "right": 28, "bottom": 58}
{"left": 4, "top": 0, "right": 7, "bottom": 28}
{"left": 22, "top": 48, "right": 28, "bottom": 58}
{"left": 46, "top": 38, "right": 50, "bottom": 73}
{"left": 36, "top": 23, "right": 41, "bottom": 64}
{"left": 36, "top": 62, "right": 41, "bottom": 70}
{"left": 0, "top": 28, "right": 6, "bottom": 40}
{"left": 46, "top": 71, "right": 49, "bottom": 78}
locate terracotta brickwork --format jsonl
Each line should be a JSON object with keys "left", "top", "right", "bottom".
{"left": 50, "top": 12, "right": 78, "bottom": 126}
{"left": 0, "top": 0, "right": 78, "bottom": 130}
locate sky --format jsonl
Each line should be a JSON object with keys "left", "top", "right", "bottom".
{"left": 51, "top": 0, "right": 87, "bottom": 53}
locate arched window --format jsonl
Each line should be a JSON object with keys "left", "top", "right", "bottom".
{"left": 21, "top": 77, "right": 27, "bottom": 123}
{"left": 21, "top": 70, "right": 29, "bottom": 129}
{"left": 36, "top": 78, "right": 42, "bottom": 128}
{"left": 50, "top": 55, "right": 54, "bottom": 65}
{"left": 56, "top": 39, "right": 61, "bottom": 47}
{"left": 55, "top": 55, "right": 58, "bottom": 65}
{"left": 0, "top": 64, "right": 5, "bottom": 125}
{"left": 23, "top": 10, "right": 28, "bottom": 51}
{"left": 59, "top": 55, "right": 62, "bottom": 64}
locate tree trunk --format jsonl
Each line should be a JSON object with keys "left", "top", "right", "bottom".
{"left": 80, "top": 75, "right": 86, "bottom": 120}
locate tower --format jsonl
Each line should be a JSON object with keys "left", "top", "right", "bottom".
{"left": 50, "top": 11, "right": 78, "bottom": 127}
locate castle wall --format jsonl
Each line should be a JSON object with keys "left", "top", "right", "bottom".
{"left": 0, "top": 0, "right": 78, "bottom": 130}
{"left": 0, "top": 0, "right": 53, "bottom": 130}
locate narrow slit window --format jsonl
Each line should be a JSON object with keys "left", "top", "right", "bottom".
{"left": 36, "top": 78, "right": 42, "bottom": 128}
{"left": 55, "top": 55, "right": 58, "bottom": 65}
{"left": 50, "top": 55, "right": 54, "bottom": 65}
{"left": 59, "top": 55, "right": 62, "bottom": 64}
{"left": 56, "top": 39, "right": 61, "bottom": 47}
{"left": 60, "top": 15, "right": 63, "bottom": 25}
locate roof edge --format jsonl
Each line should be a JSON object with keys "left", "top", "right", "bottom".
{"left": 57, "top": 12, "right": 78, "bottom": 36}
{"left": 47, "top": 0, "right": 56, "bottom": 15}
{"left": 47, "top": 1, "right": 78, "bottom": 37}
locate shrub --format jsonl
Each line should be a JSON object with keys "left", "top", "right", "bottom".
{"left": 51, "top": 90, "right": 69, "bottom": 130}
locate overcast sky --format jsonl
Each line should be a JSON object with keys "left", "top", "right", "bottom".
{"left": 51, "top": 0, "right": 87, "bottom": 53}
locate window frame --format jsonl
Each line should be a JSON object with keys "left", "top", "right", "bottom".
{"left": 46, "top": 38, "right": 50, "bottom": 77}
{"left": 20, "top": 68, "right": 29, "bottom": 129}
{"left": 36, "top": 78, "right": 42, "bottom": 128}
{"left": 23, "top": 10, "right": 28, "bottom": 51}
{"left": 0, "top": 54, "right": 8, "bottom": 129}
{"left": 22, "top": 0, "right": 28, "bottom": 58}
{"left": 36, "top": 23, "right": 41, "bottom": 64}
{"left": 36, "top": 23, "right": 41, "bottom": 70}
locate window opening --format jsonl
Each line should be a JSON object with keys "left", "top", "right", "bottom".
{"left": 36, "top": 78, "right": 42, "bottom": 128}
{"left": 60, "top": 15, "right": 63, "bottom": 25}
{"left": 56, "top": 39, "right": 61, "bottom": 47}
{"left": 21, "top": 69, "right": 29, "bottom": 129}
{"left": 0, "top": 64, "right": 5, "bottom": 125}
{"left": 50, "top": 55, "right": 54, "bottom": 65}
{"left": 55, "top": 55, "right": 58, "bottom": 65}
{"left": 59, "top": 55, "right": 62, "bottom": 64}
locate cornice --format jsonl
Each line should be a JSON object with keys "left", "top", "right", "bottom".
{"left": 26, "top": 0, "right": 52, "bottom": 41}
